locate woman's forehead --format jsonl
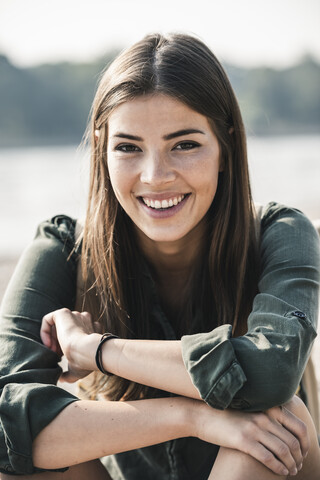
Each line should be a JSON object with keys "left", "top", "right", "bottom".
{"left": 107, "top": 94, "right": 211, "bottom": 138}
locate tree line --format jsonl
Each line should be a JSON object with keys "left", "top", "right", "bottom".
{"left": 0, "top": 51, "right": 319, "bottom": 147}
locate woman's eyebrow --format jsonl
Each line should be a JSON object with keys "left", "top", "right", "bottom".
{"left": 113, "top": 133, "right": 143, "bottom": 141}
{"left": 112, "top": 129, "right": 205, "bottom": 142}
{"left": 163, "top": 129, "right": 205, "bottom": 140}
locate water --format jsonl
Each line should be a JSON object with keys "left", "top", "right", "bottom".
{"left": 0, "top": 135, "right": 319, "bottom": 256}
{"left": 0, "top": 145, "right": 89, "bottom": 255}
{"left": 248, "top": 135, "right": 320, "bottom": 218}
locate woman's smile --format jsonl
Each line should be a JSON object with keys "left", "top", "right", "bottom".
{"left": 137, "top": 192, "right": 191, "bottom": 218}
{"left": 107, "top": 93, "right": 222, "bottom": 247}
{"left": 140, "top": 193, "right": 188, "bottom": 209}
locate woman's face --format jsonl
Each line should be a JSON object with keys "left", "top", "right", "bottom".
{"left": 107, "top": 94, "right": 222, "bottom": 247}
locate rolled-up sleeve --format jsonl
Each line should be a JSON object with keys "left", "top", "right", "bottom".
{"left": 0, "top": 216, "right": 79, "bottom": 475}
{"left": 182, "top": 203, "right": 320, "bottom": 412}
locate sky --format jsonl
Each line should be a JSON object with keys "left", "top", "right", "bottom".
{"left": 0, "top": 0, "right": 319, "bottom": 68}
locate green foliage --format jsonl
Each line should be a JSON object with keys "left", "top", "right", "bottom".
{"left": 0, "top": 52, "right": 319, "bottom": 147}
{"left": 226, "top": 56, "right": 320, "bottom": 135}
{"left": 0, "top": 52, "right": 117, "bottom": 147}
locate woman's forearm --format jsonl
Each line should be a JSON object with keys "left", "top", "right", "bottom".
{"left": 41, "top": 309, "right": 200, "bottom": 399}
{"left": 70, "top": 332, "right": 200, "bottom": 399}
{"left": 102, "top": 338, "right": 201, "bottom": 399}
{"left": 33, "top": 396, "right": 192, "bottom": 469}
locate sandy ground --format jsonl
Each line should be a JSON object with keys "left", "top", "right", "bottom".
{"left": 1, "top": 256, "right": 320, "bottom": 410}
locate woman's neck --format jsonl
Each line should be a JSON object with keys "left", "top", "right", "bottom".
{"left": 136, "top": 219, "right": 208, "bottom": 281}
{"left": 133, "top": 219, "right": 209, "bottom": 334}
{"left": 134, "top": 219, "right": 209, "bottom": 316}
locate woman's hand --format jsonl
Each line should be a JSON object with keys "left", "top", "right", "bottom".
{"left": 41, "top": 308, "right": 102, "bottom": 382}
{"left": 192, "top": 396, "right": 309, "bottom": 477}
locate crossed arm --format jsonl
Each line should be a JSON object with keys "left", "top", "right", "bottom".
{"left": 33, "top": 308, "right": 310, "bottom": 478}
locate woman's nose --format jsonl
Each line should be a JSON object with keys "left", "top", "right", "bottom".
{"left": 140, "top": 152, "right": 176, "bottom": 185}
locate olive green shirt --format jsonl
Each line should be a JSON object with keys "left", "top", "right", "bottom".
{"left": 0, "top": 202, "right": 319, "bottom": 478}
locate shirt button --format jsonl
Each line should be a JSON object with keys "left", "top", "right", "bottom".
{"left": 292, "top": 311, "right": 306, "bottom": 319}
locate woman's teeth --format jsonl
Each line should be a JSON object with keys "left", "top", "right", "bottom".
{"left": 142, "top": 195, "right": 186, "bottom": 209}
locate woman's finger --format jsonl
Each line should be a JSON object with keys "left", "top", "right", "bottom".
{"left": 258, "top": 430, "right": 300, "bottom": 475}
{"left": 267, "top": 402, "right": 309, "bottom": 458}
{"left": 50, "top": 324, "right": 63, "bottom": 356}
{"left": 40, "top": 308, "right": 94, "bottom": 378}
{"left": 245, "top": 440, "right": 290, "bottom": 476}
{"left": 257, "top": 410, "right": 303, "bottom": 468}
{"left": 280, "top": 405, "right": 309, "bottom": 458}
{"left": 41, "top": 309, "right": 76, "bottom": 350}
{"left": 40, "top": 312, "right": 56, "bottom": 347}
{"left": 40, "top": 328, "right": 52, "bottom": 348}
{"left": 41, "top": 311, "right": 66, "bottom": 355}
{"left": 42, "top": 311, "right": 56, "bottom": 327}
{"left": 270, "top": 423, "right": 302, "bottom": 471}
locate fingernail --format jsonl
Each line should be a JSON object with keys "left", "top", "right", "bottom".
{"left": 282, "top": 468, "right": 289, "bottom": 476}
{"left": 290, "top": 467, "right": 297, "bottom": 475}
{"left": 297, "top": 463, "right": 303, "bottom": 471}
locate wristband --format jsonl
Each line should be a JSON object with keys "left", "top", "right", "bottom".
{"left": 95, "top": 333, "right": 119, "bottom": 375}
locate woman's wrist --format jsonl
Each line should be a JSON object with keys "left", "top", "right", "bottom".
{"left": 186, "top": 398, "right": 207, "bottom": 439}
{"left": 180, "top": 397, "right": 200, "bottom": 438}
{"left": 71, "top": 334, "right": 123, "bottom": 375}
{"left": 156, "top": 396, "right": 196, "bottom": 439}
{"left": 171, "top": 396, "right": 196, "bottom": 438}
{"left": 100, "top": 337, "right": 124, "bottom": 376}
{"left": 187, "top": 398, "right": 225, "bottom": 442}
{"left": 70, "top": 333, "right": 102, "bottom": 372}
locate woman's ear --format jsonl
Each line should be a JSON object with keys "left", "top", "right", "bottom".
{"left": 228, "top": 126, "right": 234, "bottom": 134}
{"left": 94, "top": 129, "right": 100, "bottom": 141}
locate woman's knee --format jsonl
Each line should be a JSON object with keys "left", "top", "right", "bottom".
{"left": 285, "top": 395, "right": 310, "bottom": 417}
{"left": 209, "top": 447, "right": 287, "bottom": 480}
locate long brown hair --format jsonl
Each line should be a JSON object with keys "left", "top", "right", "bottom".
{"left": 80, "top": 33, "right": 259, "bottom": 400}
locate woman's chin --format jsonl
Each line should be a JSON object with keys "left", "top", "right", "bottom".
{"left": 134, "top": 225, "right": 190, "bottom": 247}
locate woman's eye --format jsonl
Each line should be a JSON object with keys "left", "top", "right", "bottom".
{"left": 174, "top": 141, "right": 200, "bottom": 151}
{"left": 115, "top": 144, "right": 141, "bottom": 153}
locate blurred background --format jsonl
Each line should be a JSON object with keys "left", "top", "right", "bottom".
{"left": 0, "top": 0, "right": 319, "bottom": 319}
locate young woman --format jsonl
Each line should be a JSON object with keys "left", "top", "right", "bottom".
{"left": 0, "top": 33, "right": 319, "bottom": 480}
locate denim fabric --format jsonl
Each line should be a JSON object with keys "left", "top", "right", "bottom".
{"left": 0, "top": 203, "right": 319, "bottom": 478}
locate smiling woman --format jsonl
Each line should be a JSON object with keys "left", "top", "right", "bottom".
{"left": 0, "top": 33, "right": 319, "bottom": 480}
{"left": 106, "top": 95, "right": 221, "bottom": 244}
